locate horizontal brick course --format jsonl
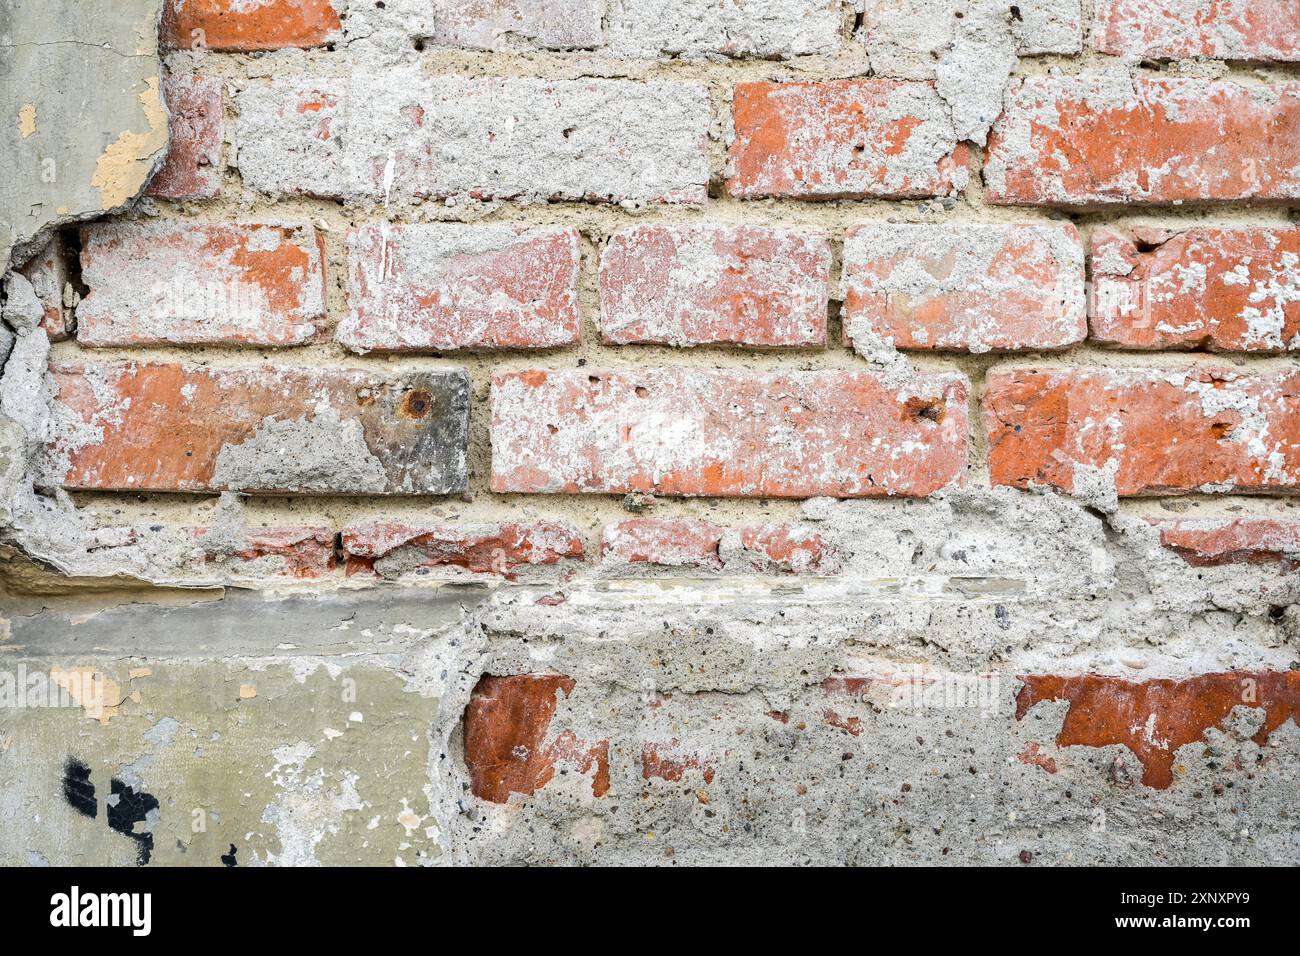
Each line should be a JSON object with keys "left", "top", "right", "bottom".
{"left": 1151, "top": 517, "right": 1300, "bottom": 569}
{"left": 340, "top": 224, "right": 581, "bottom": 353}
{"left": 342, "top": 520, "right": 585, "bottom": 577}
{"left": 599, "top": 225, "right": 830, "bottom": 347}
{"left": 45, "top": 363, "right": 470, "bottom": 495}
{"left": 984, "top": 367, "right": 1300, "bottom": 496}
{"left": 492, "top": 368, "right": 969, "bottom": 498}
{"left": 1090, "top": 226, "right": 1300, "bottom": 352}
{"left": 841, "top": 222, "right": 1085, "bottom": 352}
{"left": 985, "top": 76, "right": 1300, "bottom": 206}
{"left": 76, "top": 221, "right": 326, "bottom": 348}
{"left": 601, "top": 518, "right": 837, "bottom": 573}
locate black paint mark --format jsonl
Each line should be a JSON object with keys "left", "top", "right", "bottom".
{"left": 107, "top": 778, "right": 159, "bottom": 866}
{"left": 62, "top": 758, "right": 96, "bottom": 819}
{"left": 221, "top": 844, "right": 238, "bottom": 867}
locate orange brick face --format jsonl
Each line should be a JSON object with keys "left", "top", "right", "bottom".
{"left": 1095, "top": 0, "right": 1300, "bottom": 61}
{"left": 148, "top": 73, "right": 223, "bottom": 201}
{"left": 984, "top": 367, "right": 1300, "bottom": 496}
{"left": 462, "top": 675, "right": 610, "bottom": 803}
{"left": 727, "top": 80, "right": 971, "bottom": 200}
{"left": 45, "top": 363, "right": 470, "bottom": 494}
{"left": 1151, "top": 518, "right": 1300, "bottom": 570}
{"left": 985, "top": 77, "right": 1300, "bottom": 206}
{"left": 1016, "top": 672, "right": 1300, "bottom": 788}
{"left": 492, "top": 368, "right": 969, "bottom": 498}
{"left": 161, "top": 0, "right": 342, "bottom": 52}
{"left": 341, "top": 521, "right": 584, "bottom": 578}
{"left": 340, "top": 224, "right": 582, "bottom": 353}
{"left": 599, "top": 225, "right": 830, "bottom": 347}
{"left": 1090, "top": 227, "right": 1300, "bottom": 352}
{"left": 841, "top": 223, "right": 1085, "bottom": 352}
{"left": 77, "top": 221, "right": 327, "bottom": 347}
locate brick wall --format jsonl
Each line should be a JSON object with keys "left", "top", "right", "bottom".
{"left": 4, "top": 0, "right": 1299, "bottom": 865}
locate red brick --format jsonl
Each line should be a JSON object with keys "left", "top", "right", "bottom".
{"left": 1016, "top": 672, "right": 1300, "bottom": 788}
{"left": 148, "top": 73, "right": 223, "bottom": 201}
{"left": 492, "top": 368, "right": 969, "bottom": 498}
{"left": 984, "top": 367, "right": 1300, "bottom": 496}
{"left": 1090, "top": 227, "right": 1300, "bottom": 352}
{"left": 601, "top": 519, "right": 724, "bottom": 570}
{"left": 17, "top": 238, "right": 70, "bottom": 342}
{"left": 339, "top": 224, "right": 580, "bottom": 353}
{"left": 642, "top": 741, "right": 717, "bottom": 785}
{"left": 1095, "top": 0, "right": 1300, "bottom": 61}
{"left": 985, "top": 77, "right": 1300, "bottom": 206}
{"left": 727, "top": 80, "right": 971, "bottom": 200}
{"left": 842, "top": 223, "right": 1085, "bottom": 352}
{"left": 161, "top": 0, "right": 342, "bottom": 51}
{"left": 45, "top": 362, "right": 470, "bottom": 495}
{"left": 77, "top": 221, "right": 326, "bottom": 348}
{"left": 463, "top": 674, "right": 610, "bottom": 803}
{"left": 341, "top": 520, "right": 584, "bottom": 578}
{"left": 599, "top": 225, "right": 830, "bottom": 347}
{"left": 193, "top": 526, "right": 336, "bottom": 578}
{"left": 1151, "top": 517, "right": 1300, "bottom": 570}
{"left": 738, "top": 524, "right": 838, "bottom": 574}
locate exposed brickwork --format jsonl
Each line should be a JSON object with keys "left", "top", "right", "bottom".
{"left": 161, "top": 0, "right": 342, "bottom": 52}
{"left": 1094, "top": 0, "right": 1300, "bottom": 61}
{"left": 1016, "top": 672, "right": 1300, "bottom": 788}
{"left": 1090, "top": 227, "right": 1300, "bottom": 352}
{"left": 985, "top": 77, "right": 1300, "bottom": 206}
{"left": 193, "top": 526, "right": 337, "bottom": 578}
{"left": 842, "top": 223, "right": 1085, "bottom": 352}
{"left": 1151, "top": 518, "right": 1300, "bottom": 570}
{"left": 601, "top": 519, "right": 837, "bottom": 573}
{"left": 76, "top": 221, "right": 327, "bottom": 347}
{"left": 342, "top": 520, "right": 584, "bottom": 577}
{"left": 45, "top": 363, "right": 470, "bottom": 494}
{"left": 727, "top": 80, "right": 971, "bottom": 200}
{"left": 984, "top": 368, "right": 1300, "bottom": 496}
{"left": 148, "top": 72, "right": 223, "bottom": 201}
{"left": 463, "top": 674, "right": 610, "bottom": 803}
{"left": 17, "top": 237, "right": 70, "bottom": 342}
{"left": 600, "top": 225, "right": 830, "bottom": 347}
{"left": 341, "top": 224, "right": 581, "bottom": 353}
{"left": 492, "top": 368, "right": 969, "bottom": 497}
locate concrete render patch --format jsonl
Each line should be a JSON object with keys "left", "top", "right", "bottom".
{"left": 0, "top": 0, "right": 168, "bottom": 269}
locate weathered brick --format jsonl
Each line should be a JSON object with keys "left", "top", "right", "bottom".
{"left": 1151, "top": 517, "right": 1300, "bottom": 570}
{"left": 608, "top": 0, "right": 841, "bottom": 58}
{"left": 342, "top": 520, "right": 585, "bottom": 577}
{"left": 429, "top": 0, "right": 603, "bottom": 50}
{"left": 148, "top": 73, "right": 223, "bottom": 201}
{"left": 339, "top": 224, "right": 581, "bottom": 353}
{"left": 738, "top": 524, "right": 838, "bottom": 574}
{"left": 599, "top": 518, "right": 837, "bottom": 573}
{"left": 599, "top": 225, "right": 830, "bottom": 347}
{"left": 727, "top": 80, "right": 971, "bottom": 200}
{"left": 161, "top": 0, "right": 342, "bottom": 51}
{"left": 985, "top": 76, "right": 1300, "bottom": 206}
{"left": 1095, "top": 0, "right": 1300, "bottom": 61}
{"left": 492, "top": 368, "right": 969, "bottom": 498}
{"left": 193, "top": 526, "right": 337, "bottom": 578}
{"left": 17, "top": 237, "right": 70, "bottom": 342}
{"left": 861, "top": 0, "right": 1082, "bottom": 74}
{"left": 463, "top": 674, "right": 610, "bottom": 803}
{"left": 45, "top": 362, "right": 470, "bottom": 495}
{"left": 642, "top": 740, "right": 718, "bottom": 784}
{"left": 601, "top": 518, "right": 724, "bottom": 570}
{"left": 984, "top": 367, "right": 1300, "bottom": 496}
{"left": 1090, "top": 226, "right": 1300, "bottom": 352}
{"left": 237, "top": 76, "right": 710, "bottom": 205}
{"left": 77, "top": 221, "right": 326, "bottom": 348}
{"left": 841, "top": 223, "right": 1085, "bottom": 352}
{"left": 1016, "top": 672, "right": 1300, "bottom": 788}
